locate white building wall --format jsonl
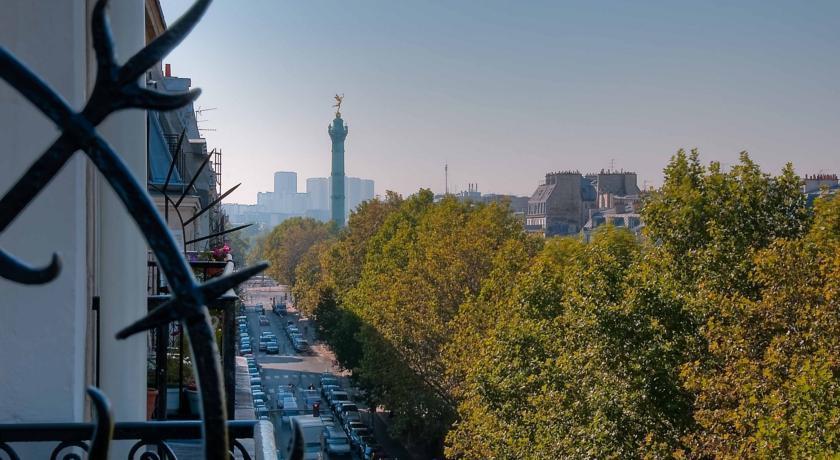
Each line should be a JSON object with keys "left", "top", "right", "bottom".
{"left": 0, "top": 3, "right": 146, "bottom": 452}
{"left": 0, "top": 4, "right": 89, "bottom": 442}
{"left": 95, "top": 0, "right": 147, "bottom": 425}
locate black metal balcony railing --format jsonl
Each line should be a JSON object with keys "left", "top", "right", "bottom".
{"left": 0, "top": 420, "right": 258, "bottom": 460}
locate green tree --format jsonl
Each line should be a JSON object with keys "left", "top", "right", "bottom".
{"left": 448, "top": 227, "right": 697, "bottom": 459}
{"left": 292, "top": 239, "right": 334, "bottom": 317}
{"left": 225, "top": 230, "right": 251, "bottom": 267}
{"left": 642, "top": 149, "right": 809, "bottom": 297}
{"left": 290, "top": 192, "right": 404, "bottom": 369}
{"left": 346, "top": 191, "right": 527, "bottom": 453}
{"left": 681, "top": 195, "right": 840, "bottom": 458}
{"left": 246, "top": 232, "right": 267, "bottom": 266}
{"left": 262, "top": 217, "right": 335, "bottom": 286}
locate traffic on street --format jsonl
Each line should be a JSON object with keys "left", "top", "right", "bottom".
{"left": 238, "top": 285, "right": 403, "bottom": 460}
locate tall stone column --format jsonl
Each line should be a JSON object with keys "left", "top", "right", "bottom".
{"left": 329, "top": 113, "right": 348, "bottom": 227}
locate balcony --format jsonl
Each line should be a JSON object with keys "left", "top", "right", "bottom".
{"left": 0, "top": 420, "right": 276, "bottom": 459}
{"left": 146, "top": 259, "right": 240, "bottom": 422}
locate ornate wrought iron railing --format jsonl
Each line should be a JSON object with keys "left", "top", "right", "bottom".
{"left": 0, "top": 419, "right": 263, "bottom": 460}
{"left": 0, "top": 0, "right": 267, "bottom": 458}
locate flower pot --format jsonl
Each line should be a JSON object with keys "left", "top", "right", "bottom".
{"left": 146, "top": 389, "right": 158, "bottom": 420}
{"left": 185, "top": 389, "right": 201, "bottom": 416}
{"left": 166, "top": 387, "right": 181, "bottom": 415}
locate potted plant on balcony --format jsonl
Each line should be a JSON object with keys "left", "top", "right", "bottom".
{"left": 164, "top": 350, "right": 194, "bottom": 416}
{"left": 146, "top": 356, "right": 159, "bottom": 419}
{"left": 205, "top": 243, "right": 231, "bottom": 278}
{"left": 184, "top": 362, "right": 201, "bottom": 416}
{"left": 146, "top": 385, "right": 158, "bottom": 420}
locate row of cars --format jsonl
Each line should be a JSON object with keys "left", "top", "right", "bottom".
{"left": 318, "top": 374, "right": 394, "bottom": 460}
{"left": 240, "top": 314, "right": 273, "bottom": 420}
{"left": 238, "top": 315, "right": 253, "bottom": 355}
{"left": 240, "top": 315, "right": 280, "bottom": 355}
{"left": 259, "top": 329, "right": 280, "bottom": 354}
{"left": 247, "top": 356, "right": 269, "bottom": 419}
{"left": 284, "top": 321, "right": 310, "bottom": 353}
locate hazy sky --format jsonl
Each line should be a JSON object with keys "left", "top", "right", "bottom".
{"left": 160, "top": 0, "right": 840, "bottom": 204}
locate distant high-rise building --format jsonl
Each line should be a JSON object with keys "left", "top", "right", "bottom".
{"left": 274, "top": 171, "right": 297, "bottom": 195}
{"left": 224, "top": 171, "right": 374, "bottom": 226}
{"left": 362, "top": 179, "right": 374, "bottom": 201}
{"left": 306, "top": 177, "right": 330, "bottom": 212}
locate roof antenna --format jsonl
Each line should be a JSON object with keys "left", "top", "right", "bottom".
{"left": 445, "top": 163, "right": 449, "bottom": 195}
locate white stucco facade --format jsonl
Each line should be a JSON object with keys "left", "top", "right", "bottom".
{"left": 0, "top": 0, "right": 146, "bottom": 448}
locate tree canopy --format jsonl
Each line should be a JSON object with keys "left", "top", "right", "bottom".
{"left": 261, "top": 217, "right": 335, "bottom": 286}
{"left": 271, "top": 153, "right": 838, "bottom": 458}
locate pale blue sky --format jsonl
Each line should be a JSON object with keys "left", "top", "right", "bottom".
{"left": 160, "top": 0, "right": 840, "bottom": 203}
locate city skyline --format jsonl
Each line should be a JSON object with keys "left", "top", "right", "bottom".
{"left": 223, "top": 169, "right": 375, "bottom": 227}
{"left": 161, "top": 1, "right": 840, "bottom": 204}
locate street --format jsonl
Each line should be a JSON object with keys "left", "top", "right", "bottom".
{"left": 241, "top": 285, "right": 357, "bottom": 459}
{"left": 242, "top": 283, "right": 413, "bottom": 460}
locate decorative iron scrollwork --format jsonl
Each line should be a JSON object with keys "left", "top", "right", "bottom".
{"left": 126, "top": 441, "right": 176, "bottom": 460}
{"left": 0, "top": 0, "right": 267, "bottom": 458}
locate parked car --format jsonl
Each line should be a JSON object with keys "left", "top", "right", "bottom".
{"left": 320, "top": 376, "right": 340, "bottom": 388}
{"left": 321, "top": 425, "right": 352, "bottom": 458}
{"left": 321, "top": 384, "right": 341, "bottom": 399}
{"left": 345, "top": 421, "right": 366, "bottom": 434}
{"left": 336, "top": 402, "right": 358, "bottom": 419}
{"left": 357, "top": 435, "right": 376, "bottom": 456}
{"left": 293, "top": 338, "right": 309, "bottom": 352}
{"left": 363, "top": 443, "right": 386, "bottom": 460}
{"left": 255, "top": 405, "right": 268, "bottom": 418}
{"left": 328, "top": 391, "right": 350, "bottom": 411}
{"left": 240, "top": 345, "right": 252, "bottom": 355}
{"left": 342, "top": 410, "right": 362, "bottom": 427}
{"left": 347, "top": 425, "right": 372, "bottom": 449}
{"left": 250, "top": 376, "right": 261, "bottom": 386}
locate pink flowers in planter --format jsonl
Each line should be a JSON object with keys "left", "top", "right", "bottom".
{"left": 211, "top": 244, "right": 230, "bottom": 261}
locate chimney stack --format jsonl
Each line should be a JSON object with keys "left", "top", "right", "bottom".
{"left": 164, "top": 63, "right": 171, "bottom": 77}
